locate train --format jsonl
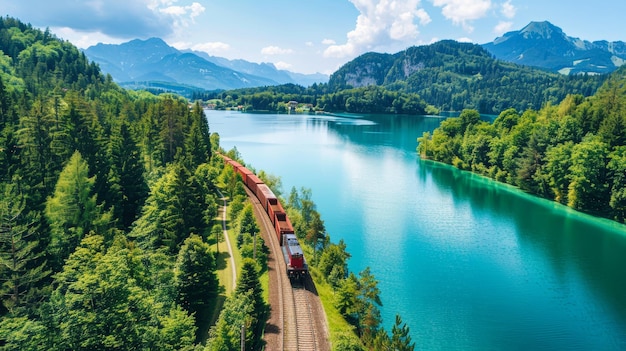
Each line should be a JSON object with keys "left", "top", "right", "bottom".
{"left": 220, "top": 154, "right": 308, "bottom": 280}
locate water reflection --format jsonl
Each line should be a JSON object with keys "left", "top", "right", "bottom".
{"left": 420, "top": 159, "right": 626, "bottom": 329}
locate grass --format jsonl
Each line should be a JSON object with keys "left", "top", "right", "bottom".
{"left": 303, "top": 246, "right": 361, "bottom": 349}
{"left": 309, "top": 267, "right": 359, "bottom": 347}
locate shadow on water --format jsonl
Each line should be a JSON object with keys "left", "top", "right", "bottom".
{"left": 418, "top": 159, "right": 626, "bottom": 326}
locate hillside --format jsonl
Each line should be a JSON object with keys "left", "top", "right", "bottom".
{"left": 418, "top": 65, "right": 626, "bottom": 222}
{"left": 483, "top": 21, "right": 626, "bottom": 75}
{"left": 84, "top": 38, "right": 328, "bottom": 91}
{"left": 328, "top": 40, "right": 607, "bottom": 114}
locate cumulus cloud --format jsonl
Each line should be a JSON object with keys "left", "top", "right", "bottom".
{"left": 191, "top": 41, "right": 231, "bottom": 54}
{"left": 431, "top": 0, "right": 492, "bottom": 32}
{"left": 493, "top": 21, "right": 513, "bottom": 35}
{"left": 500, "top": 0, "right": 516, "bottom": 19}
{"left": 324, "top": 0, "right": 431, "bottom": 58}
{"left": 322, "top": 38, "right": 337, "bottom": 45}
{"left": 0, "top": 0, "right": 203, "bottom": 39}
{"left": 275, "top": 61, "right": 293, "bottom": 70}
{"left": 261, "top": 46, "right": 294, "bottom": 55}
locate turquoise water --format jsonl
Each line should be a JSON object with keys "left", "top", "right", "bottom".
{"left": 208, "top": 110, "right": 626, "bottom": 350}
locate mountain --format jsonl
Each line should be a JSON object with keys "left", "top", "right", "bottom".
{"left": 482, "top": 21, "right": 626, "bottom": 75}
{"left": 84, "top": 38, "right": 327, "bottom": 91}
{"left": 328, "top": 40, "right": 606, "bottom": 114}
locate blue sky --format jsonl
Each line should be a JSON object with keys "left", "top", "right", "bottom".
{"left": 2, "top": 0, "right": 625, "bottom": 75}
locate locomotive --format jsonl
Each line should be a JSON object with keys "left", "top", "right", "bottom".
{"left": 221, "top": 155, "right": 308, "bottom": 280}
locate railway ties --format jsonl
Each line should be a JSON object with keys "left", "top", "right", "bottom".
{"left": 293, "top": 280, "right": 317, "bottom": 351}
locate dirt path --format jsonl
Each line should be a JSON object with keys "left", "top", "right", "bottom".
{"left": 216, "top": 189, "right": 237, "bottom": 291}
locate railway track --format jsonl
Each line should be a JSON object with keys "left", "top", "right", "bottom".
{"left": 246, "top": 187, "right": 323, "bottom": 351}
{"left": 293, "top": 280, "right": 318, "bottom": 351}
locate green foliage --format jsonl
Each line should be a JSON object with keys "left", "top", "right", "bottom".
{"left": 0, "top": 184, "right": 50, "bottom": 313}
{"left": 49, "top": 235, "right": 197, "bottom": 350}
{"left": 206, "top": 290, "right": 255, "bottom": 351}
{"left": 215, "top": 258, "right": 267, "bottom": 351}
{"left": 45, "top": 151, "right": 97, "bottom": 269}
{"left": 175, "top": 234, "right": 218, "bottom": 323}
{"left": 0, "top": 17, "right": 219, "bottom": 350}
{"left": 330, "top": 40, "right": 606, "bottom": 114}
{"left": 420, "top": 67, "right": 626, "bottom": 222}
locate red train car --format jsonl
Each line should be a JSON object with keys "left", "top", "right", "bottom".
{"left": 228, "top": 160, "right": 253, "bottom": 184}
{"left": 274, "top": 212, "right": 294, "bottom": 245}
{"left": 267, "top": 201, "right": 285, "bottom": 226}
{"left": 282, "top": 233, "right": 307, "bottom": 280}
{"left": 246, "top": 173, "right": 263, "bottom": 195}
{"left": 256, "top": 184, "right": 278, "bottom": 212}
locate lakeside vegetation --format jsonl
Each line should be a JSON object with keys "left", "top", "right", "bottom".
{"left": 418, "top": 68, "right": 626, "bottom": 222}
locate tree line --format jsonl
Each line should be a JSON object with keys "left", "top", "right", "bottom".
{"left": 190, "top": 41, "right": 605, "bottom": 117}
{"left": 418, "top": 66, "right": 626, "bottom": 222}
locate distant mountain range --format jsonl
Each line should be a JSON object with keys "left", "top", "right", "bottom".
{"left": 83, "top": 38, "right": 328, "bottom": 92}
{"left": 482, "top": 21, "right": 626, "bottom": 75}
{"left": 83, "top": 21, "right": 625, "bottom": 95}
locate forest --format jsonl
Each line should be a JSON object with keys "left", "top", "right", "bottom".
{"left": 196, "top": 40, "right": 607, "bottom": 116}
{"left": 0, "top": 16, "right": 414, "bottom": 351}
{"left": 418, "top": 68, "right": 626, "bottom": 222}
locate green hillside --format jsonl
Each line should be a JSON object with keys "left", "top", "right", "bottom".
{"left": 329, "top": 40, "right": 607, "bottom": 114}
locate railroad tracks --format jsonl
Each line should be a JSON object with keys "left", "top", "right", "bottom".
{"left": 247, "top": 188, "right": 324, "bottom": 351}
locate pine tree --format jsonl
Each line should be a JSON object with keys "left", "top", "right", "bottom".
{"left": 184, "top": 101, "right": 211, "bottom": 169}
{"left": 174, "top": 234, "right": 218, "bottom": 324}
{"left": 0, "top": 184, "right": 50, "bottom": 312}
{"left": 235, "top": 258, "right": 266, "bottom": 350}
{"left": 45, "top": 151, "right": 97, "bottom": 270}
{"left": 390, "top": 315, "right": 415, "bottom": 351}
{"left": 107, "top": 120, "right": 148, "bottom": 230}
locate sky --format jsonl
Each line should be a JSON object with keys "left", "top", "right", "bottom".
{"left": 2, "top": 0, "right": 626, "bottom": 75}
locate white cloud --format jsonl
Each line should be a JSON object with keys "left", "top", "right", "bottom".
{"left": 324, "top": 0, "right": 431, "bottom": 58}
{"left": 275, "top": 61, "right": 293, "bottom": 70}
{"left": 322, "top": 38, "right": 337, "bottom": 45}
{"left": 500, "top": 0, "right": 516, "bottom": 19}
{"left": 431, "top": 0, "right": 492, "bottom": 31}
{"left": 261, "top": 46, "right": 294, "bottom": 55}
{"left": 51, "top": 27, "right": 125, "bottom": 48}
{"left": 160, "top": 1, "right": 205, "bottom": 30}
{"left": 191, "top": 41, "right": 231, "bottom": 54}
{"left": 493, "top": 21, "right": 512, "bottom": 35}
{"left": 305, "top": 41, "right": 314, "bottom": 47}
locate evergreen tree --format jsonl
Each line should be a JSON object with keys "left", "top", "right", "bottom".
{"left": 45, "top": 151, "right": 96, "bottom": 270}
{"left": 107, "top": 120, "right": 148, "bottom": 230}
{"left": 206, "top": 290, "right": 255, "bottom": 351}
{"left": 235, "top": 258, "right": 266, "bottom": 350}
{"left": 174, "top": 234, "right": 218, "bottom": 329}
{"left": 607, "top": 146, "right": 626, "bottom": 222}
{"left": 0, "top": 184, "right": 50, "bottom": 312}
{"left": 185, "top": 101, "right": 212, "bottom": 169}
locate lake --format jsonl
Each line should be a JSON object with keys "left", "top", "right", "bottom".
{"left": 207, "top": 110, "right": 626, "bottom": 350}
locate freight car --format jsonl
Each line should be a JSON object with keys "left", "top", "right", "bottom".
{"left": 221, "top": 155, "right": 307, "bottom": 280}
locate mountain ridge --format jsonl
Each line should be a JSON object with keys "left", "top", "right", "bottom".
{"left": 83, "top": 38, "right": 328, "bottom": 91}
{"left": 482, "top": 21, "right": 626, "bottom": 75}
